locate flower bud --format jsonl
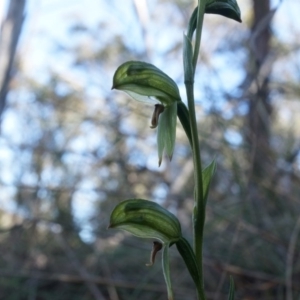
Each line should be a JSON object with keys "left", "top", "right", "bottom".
{"left": 112, "top": 61, "right": 182, "bottom": 166}
{"left": 205, "top": 0, "right": 242, "bottom": 23}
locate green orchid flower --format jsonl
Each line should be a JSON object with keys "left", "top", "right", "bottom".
{"left": 108, "top": 198, "right": 183, "bottom": 300}
{"left": 112, "top": 61, "right": 181, "bottom": 166}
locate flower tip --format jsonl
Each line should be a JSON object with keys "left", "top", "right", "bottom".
{"left": 158, "top": 157, "right": 162, "bottom": 167}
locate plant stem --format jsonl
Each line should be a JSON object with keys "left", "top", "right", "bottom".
{"left": 185, "top": 83, "right": 205, "bottom": 299}
{"left": 185, "top": 0, "right": 207, "bottom": 299}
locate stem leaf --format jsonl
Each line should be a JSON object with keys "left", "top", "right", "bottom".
{"left": 228, "top": 276, "right": 235, "bottom": 300}
{"left": 202, "top": 160, "right": 217, "bottom": 204}
{"left": 187, "top": 7, "right": 198, "bottom": 40}
{"left": 176, "top": 237, "right": 202, "bottom": 296}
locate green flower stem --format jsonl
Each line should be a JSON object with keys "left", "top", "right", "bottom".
{"left": 186, "top": 1, "right": 207, "bottom": 299}
{"left": 185, "top": 83, "right": 205, "bottom": 299}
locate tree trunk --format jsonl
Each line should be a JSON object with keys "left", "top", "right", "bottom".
{"left": 247, "top": 0, "right": 273, "bottom": 179}
{"left": 0, "top": 0, "right": 26, "bottom": 121}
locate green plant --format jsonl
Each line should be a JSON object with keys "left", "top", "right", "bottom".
{"left": 109, "top": 1, "right": 242, "bottom": 299}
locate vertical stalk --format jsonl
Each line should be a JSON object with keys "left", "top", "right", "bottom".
{"left": 185, "top": 84, "right": 205, "bottom": 299}
{"left": 184, "top": 0, "right": 207, "bottom": 299}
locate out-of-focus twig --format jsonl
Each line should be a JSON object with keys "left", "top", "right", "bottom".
{"left": 286, "top": 215, "right": 300, "bottom": 300}
{"left": 55, "top": 233, "right": 106, "bottom": 300}
{"left": 204, "top": 258, "right": 299, "bottom": 289}
{"left": 132, "top": 0, "right": 152, "bottom": 58}
{"left": 0, "top": 269, "right": 199, "bottom": 297}
{"left": 208, "top": 205, "right": 286, "bottom": 248}
{"left": 101, "top": 258, "right": 120, "bottom": 300}
{"left": 213, "top": 224, "right": 241, "bottom": 300}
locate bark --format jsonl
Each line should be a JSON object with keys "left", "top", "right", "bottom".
{"left": 247, "top": 0, "right": 273, "bottom": 178}
{"left": 0, "top": 0, "right": 26, "bottom": 121}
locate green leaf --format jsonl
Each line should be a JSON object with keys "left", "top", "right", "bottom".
{"left": 228, "top": 276, "right": 235, "bottom": 300}
{"left": 202, "top": 160, "right": 216, "bottom": 204}
{"left": 112, "top": 61, "right": 181, "bottom": 106}
{"left": 157, "top": 103, "right": 177, "bottom": 166}
{"left": 162, "top": 244, "right": 174, "bottom": 300}
{"left": 176, "top": 237, "right": 202, "bottom": 294}
{"left": 205, "top": 0, "right": 242, "bottom": 23}
{"left": 108, "top": 199, "right": 182, "bottom": 243}
{"left": 187, "top": 6, "right": 198, "bottom": 40}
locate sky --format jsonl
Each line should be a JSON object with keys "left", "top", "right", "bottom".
{"left": 1, "top": 0, "right": 294, "bottom": 81}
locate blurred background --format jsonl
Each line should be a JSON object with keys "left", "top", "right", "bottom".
{"left": 0, "top": 0, "right": 300, "bottom": 299}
